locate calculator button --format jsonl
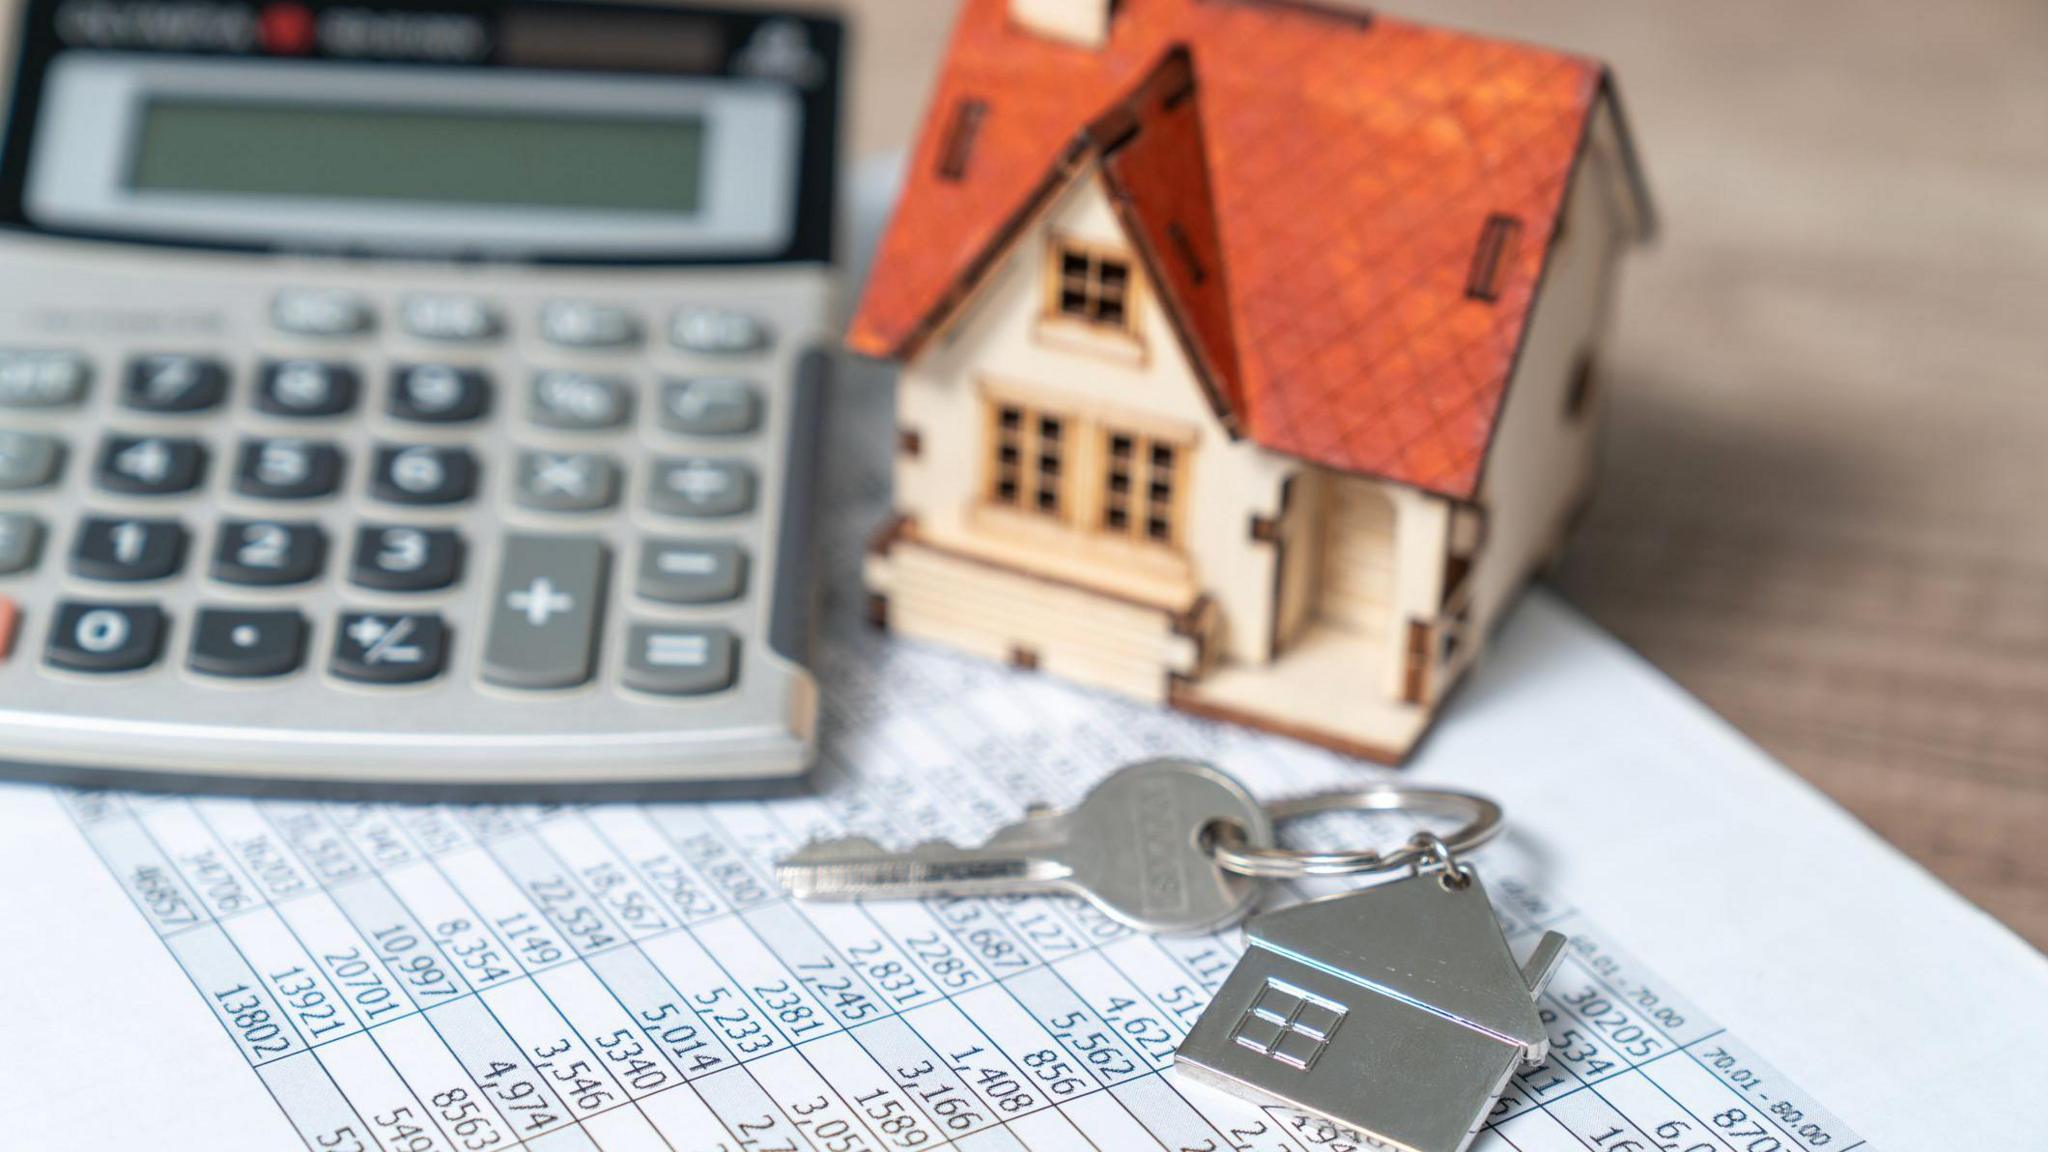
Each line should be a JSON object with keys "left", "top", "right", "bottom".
{"left": 212, "top": 521, "right": 328, "bottom": 587}
{"left": 0, "top": 514, "right": 44, "bottom": 576}
{"left": 648, "top": 459, "right": 755, "bottom": 519}
{"left": 540, "top": 301, "right": 640, "bottom": 349}
{"left": 45, "top": 602, "right": 166, "bottom": 674}
{"left": 351, "top": 526, "right": 463, "bottom": 593}
{"left": 189, "top": 609, "right": 306, "bottom": 679}
{"left": 483, "top": 535, "right": 608, "bottom": 690}
{"left": 370, "top": 445, "right": 478, "bottom": 506}
{"left": 0, "top": 350, "right": 90, "bottom": 408}
{"left": 0, "top": 431, "right": 63, "bottom": 491}
{"left": 530, "top": 371, "right": 633, "bottom": 430}
{"left": 235, "top": 438, "right": 344, "bottom": 501}
{"left": 390, "top": 364, "right": 492, "bottom": 424}
{"left": 624, "top": 625, "right": 737, "bottom": 696}
{"left": 123, "top": 355, "right": 228, "bottom": 414}
{"left": 660, "top": 378, "right": 761, "bottom": 437}
{"left": 401, "top": 295, "right": 502, "bottom": 343}
{"left": 256, "top": 360, "right": 360, "bottom": 418}
{"left": 515, "top": 451, "right": 620, "bottom": 513}
{"left": 671, "top": 309, "right": 771, "bottom": 356}
{"left": 332, "top": 612, "right": 449, "bottom": 685}
{"left": 96, "top": 435, "right": 206, "bottom": 496}
{"left": 638, "top": 540, "right": 746, "bottom": 605}
{"left": 0, "top": 596, "right": 17, "bottom": 661}
{"left": 272, "top": 289, "right": 374, "bottom": 337}
{"left": 72, "top": 517, "right": 188, "bottom": 582}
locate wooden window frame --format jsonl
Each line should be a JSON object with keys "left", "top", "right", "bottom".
{"left": 1100, "top": 425, "right": 1189, "bottom": 549}
{"left": 1046, "top": 235, "right": 1138, "bottom": 335}
{"left": 985, "top": 398, "right": 1071, "bottom": 523}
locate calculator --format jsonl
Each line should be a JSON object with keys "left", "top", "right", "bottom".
{"left": 0, "top": 0, "right": 843, "bottom": 796}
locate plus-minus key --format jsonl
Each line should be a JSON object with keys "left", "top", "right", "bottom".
{"left": 483, "top": 535, "right": 609, "bottom": 690}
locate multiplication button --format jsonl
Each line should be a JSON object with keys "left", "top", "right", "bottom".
{"left": 624, "top": 625, "right": 736, "bottom": 697}
{"left": 46, "top": 602, "right": 166, "bottom": 674}
{"left": 648, "top": 459, "right": 754, "bottom": 519}
{"left": 483, "top": 535, "right": 607, "bottom": 690}
{"left": 333, "top": 612, "right": 448, "bottom": 685}
{"left": 515, "top": 451, "right": 620, "bottom": 513}
{"left": 638, "top": 540, "right": 745, "bottom": 605}
{"left": 189, "top": 609, "right": 306, "bottom": 679}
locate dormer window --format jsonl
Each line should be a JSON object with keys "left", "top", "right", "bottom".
{"left": 1052, "top": 239, "right": 1134, "bottom": 332}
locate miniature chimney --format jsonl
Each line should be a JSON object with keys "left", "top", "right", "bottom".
{"left": 1011, "top": 0, "right": 1110, "bottom": 49}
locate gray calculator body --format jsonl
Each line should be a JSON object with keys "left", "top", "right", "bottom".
{"left": 0, "top": 0, "right": 843, "bottom": 796}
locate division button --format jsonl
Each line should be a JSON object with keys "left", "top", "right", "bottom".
{"left": 637, "top": 539, "right": 745, "bottom": 605}
{"left": 212, "top": 520, "right": 328, "bottom": 587}
{"left": 123, "top": 354, "right": 229, "bottom": 414}
{"left": 624, "top": 625, "right": 737, "bottom": 697}
{"left": 45, "top": 602, "right": 166, "bottom": 674}
{"left": 0, "top": 350, "right": 90, "bottom": 408}
{"left": 234, "top": 438, "right": 344, "bottom": 501}
{"left": 483, "top": 535, "right": 608, "bottom": 690}
{"left": 401, "top": 295, "right": 502, "bottom": 343}
{"left": 660, "top": 378, "right": 761, "bottom": 436}
{"left": 256, "top": 360, "right": 360, "bottom": 418}
{"left": 351, "top": 525, "right": 463, "bottom": 593}
{"left": 189, "top": 608, "right": 306, "bottom": 679}
{"left": 540, "top": 301, "right": 640, "bottom": 349}
{"left": 72, "top": 517, "right": 188, "bottom": 582}
{"left": 370, "top": 444, "right": 478, "bottom": 506}
{"left": 670, "top": 308, "right": 771, "bottom": 356}
{"left": 332, "top": 612, "right": 449, "bottom": 685}
{"left": 272, "top": 289, "right": 374, "bottom": 337}
{"left": 389, "top": 364, "right": 492, "bottom": 424}
{"left": 0, "top": 431, "right": 63, "bottom": 491}
{"left": 0, "top": 513, "right": 44, "bottom": 576}
{"left": 530, "top": 371, "right": 633, "bottom": 430}
{"left": 515, "top": 451, "right": 621, "bottom": 513}
{"left": 648, "top": 458, "right": 755, "bottom": 519}
{"left": 96, "top": 434, "right": 206, "bottom": 496}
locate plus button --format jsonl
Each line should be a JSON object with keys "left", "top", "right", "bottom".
{"left": 508, "top": 577, "right": 575, "bottom": 627}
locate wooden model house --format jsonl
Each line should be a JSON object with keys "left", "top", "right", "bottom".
{"left": 851, "top": 0, "right": 1653, "bottom": 761}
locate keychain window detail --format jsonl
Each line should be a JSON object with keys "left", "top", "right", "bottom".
{"left": 1231, "top": 980, "right": 1346, "bottom": 1071}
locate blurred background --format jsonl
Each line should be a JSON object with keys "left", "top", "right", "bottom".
{"left": 820, "top": 0, "right": 2048, "bottom": 945}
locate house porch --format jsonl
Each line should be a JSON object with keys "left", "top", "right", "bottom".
{"left": 1171, "top": 624, "right": 1433, "bottom": 763}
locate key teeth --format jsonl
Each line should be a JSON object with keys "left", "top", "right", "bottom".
{"left": 782, "top": 835, "right": 886, "bottom": 864}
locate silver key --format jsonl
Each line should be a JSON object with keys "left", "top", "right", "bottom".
{"left": 777, "top": 759, "right": 1274, "bottom": 935}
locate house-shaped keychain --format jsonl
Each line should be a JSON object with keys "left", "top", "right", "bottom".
{"left": 1176, "top": 870, "right": 1568, "bottom": 1152}
{"left": 851, "top": 0, "right": 1654, "bottom": 763}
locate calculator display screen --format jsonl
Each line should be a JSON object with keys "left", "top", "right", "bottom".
{"left": 130, "top": 99, "right": 708, "bottom": 216}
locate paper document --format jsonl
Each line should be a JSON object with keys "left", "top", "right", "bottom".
{"left": 3, "top": 357, "right": 2040, "bottom": 1150}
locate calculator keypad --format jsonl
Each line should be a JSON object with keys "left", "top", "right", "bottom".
{"left": 0, "top": 431, "right": 64, "bottom": 491}
{"left": 46, "top": 602, "right": 166, "bottom": 674}
{"left": 96, "top": 434, "right": 208, "bottom": 495}
{"left": 235, "top": 438, "right": 344, "bottom": 501}
{"left": 256, "top": 360, "right": 360, "bottom": 418}
{"left": 0, "top": 272, "right": 823, "bottom": 791}
{"left": 72, "top": 517, "right": 188, "bottom": 582}
{"left": 190, "top": 609, "right": 307, "bottom": 679}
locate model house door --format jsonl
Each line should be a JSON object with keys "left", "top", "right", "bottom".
{"left": 1320, "top": 477, "right": 1397, "bottom": 640}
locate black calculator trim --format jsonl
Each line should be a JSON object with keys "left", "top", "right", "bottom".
{"left": 0, "top": 0, "right": 844, "bottom": 268}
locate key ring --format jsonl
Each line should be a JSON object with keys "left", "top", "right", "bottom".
{"left": 1205, "top": 786, "right": 1503, "bottom": 879}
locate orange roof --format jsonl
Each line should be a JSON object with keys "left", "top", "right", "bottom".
{"left": 849, "top": 0, "right": 1651, "bottom": 499}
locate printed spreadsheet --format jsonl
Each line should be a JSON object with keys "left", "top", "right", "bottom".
{"left": 56, "top": 640, "right": 1869, "bottom": 1152}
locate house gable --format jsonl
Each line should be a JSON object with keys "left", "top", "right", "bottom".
{"left": 1250, "top": 871, "right": 1549, "bottom": 1058}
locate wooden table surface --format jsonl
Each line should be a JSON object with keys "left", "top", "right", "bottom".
{"left": 820, "top": 0, "right": 2048, "bottom": 948}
